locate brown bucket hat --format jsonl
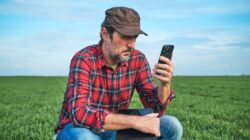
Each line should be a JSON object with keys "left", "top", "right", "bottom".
{"left": 101, "top": 7, "right": 148, "bottom": 36}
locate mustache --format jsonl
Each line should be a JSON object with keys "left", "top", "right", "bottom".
{"left": 122, "top": 48, "right": 133, "bottom": 53}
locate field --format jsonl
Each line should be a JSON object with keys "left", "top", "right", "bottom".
{"left": 0, "top": 76, "right": 250, "bottom": 140}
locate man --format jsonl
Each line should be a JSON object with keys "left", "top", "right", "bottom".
{"left": 55, "top": 6, "right": 183, "bottom": 140}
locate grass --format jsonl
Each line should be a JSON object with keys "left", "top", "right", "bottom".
{"left": 0, "top": 76, "right": 250, "bottom": 140}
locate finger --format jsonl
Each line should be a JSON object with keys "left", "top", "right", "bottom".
{"left": 155, "top": 119, "right": 161, "bottom": 137}
{"left": 159, "top": 56, "right": 172, "bottom": 64}
{"left": 146, "top": 113, "right": 159, "bottom": 117}
{"left": 155, "top": 131, "right": 161, "bottom": 137}
{"left": 153, "top": 68, "right": 173, "bottom": 79}
{"left": 153, "top": 68, "right": 169, "bottom": 76}
{"left": 152, "top": 73, "right": 171, "bottom": 84}
{"left": 154, "top": 64, "right": 171, "bottom": 72}
{"left": 154, "top": 63, "right": 174, "bottom": 75}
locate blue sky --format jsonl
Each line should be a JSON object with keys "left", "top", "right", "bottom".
{"left": 0, "top": 0, "right": 250, "bottom": 76}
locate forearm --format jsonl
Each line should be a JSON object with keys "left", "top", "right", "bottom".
{"left": 104, "top": 113, "right": 161, "bottom": 136}
{"left": 158, "top": 83, "right": 171, "bottom": 104}
{"left": 104, "top": 113, "right": 140, "bottom": 130}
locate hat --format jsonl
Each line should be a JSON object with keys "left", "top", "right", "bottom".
{"left": 102, "top": 7, "right": 148, "bottom": 36}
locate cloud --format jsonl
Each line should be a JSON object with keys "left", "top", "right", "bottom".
{"left": 0, "top": 0, "right": 104, "bottom": 21}
{"left": 137, "top": 27, "right": 250, "bottom": 75}
{"left": 139, "top": 0, "right": 250, "bottom": 20}
{"left": 0, "top": 0, "right": 250, "bottom": 75}
{"left": 0, "top": 29, "right": 95, "bottom": 75}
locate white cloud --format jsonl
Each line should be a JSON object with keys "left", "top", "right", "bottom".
{"left": 138, "top": 27, "right": 250, "bottom": 75}
{"left": 0, "top": 0, "right": 104, "bottom": 21}
{"left": 0, "top": 0, "right": 250, "bottom": 75}
{"left": 140, "top": 0, "right": 250, "bottom": 20}
{"left": 0, "top": 29, "right": 97, "bottom": 75}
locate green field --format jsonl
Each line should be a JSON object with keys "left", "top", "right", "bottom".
{"left": 0, "top": 76, "right": 250, "bottom": 140}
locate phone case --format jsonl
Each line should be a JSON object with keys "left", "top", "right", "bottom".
{"left": 158, "top": 45, "right": 174, "bottom": 64}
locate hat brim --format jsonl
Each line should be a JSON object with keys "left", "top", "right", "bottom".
{"left": 115, "top": 27, "right": 148, "bottom": 36}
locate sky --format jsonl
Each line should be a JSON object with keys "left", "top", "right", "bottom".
{"left": 0, "top": 0, "right": 250, "bottom": 76}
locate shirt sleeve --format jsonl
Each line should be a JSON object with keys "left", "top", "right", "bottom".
{"left": 66, "top": 52, "right": 109, "bottom": 133}
{"left": 135, "top": 54, "right": 175, "bottom": 116}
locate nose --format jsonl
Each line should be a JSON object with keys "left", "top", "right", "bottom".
{"left": 127, "top": 41, "right": 135, "bottom": 49}
{"left": 126, "top": 37, "right": 136, "bottom": 49}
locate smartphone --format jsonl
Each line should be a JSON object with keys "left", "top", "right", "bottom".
{"left": 158, "top": 45, "right": 174, "bottom": 64}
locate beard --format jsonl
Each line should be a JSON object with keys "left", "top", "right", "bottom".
{"left": 110, "top": 49, "right": 132, "bottom": 63}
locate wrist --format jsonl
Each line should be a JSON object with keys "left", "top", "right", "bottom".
{"left": 158, "top": 83, "right": 171, "bottom": 103}
{"left": 160, "top": 82, "right": 170, "bottom": 89}
{"left": 131, "top": 115, "right": 142, "bottom": 130}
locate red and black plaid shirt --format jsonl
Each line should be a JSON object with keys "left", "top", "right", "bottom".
{"left": 55, "top": 42, "right": 174, "bottom": 133}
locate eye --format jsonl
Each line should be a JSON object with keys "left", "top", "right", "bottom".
{"left": 120, "top": 35, "right": 138, "bottom": 40}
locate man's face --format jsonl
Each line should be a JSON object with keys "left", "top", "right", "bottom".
{"left": 107, "top": 31, "right": 138, "bottom": 63}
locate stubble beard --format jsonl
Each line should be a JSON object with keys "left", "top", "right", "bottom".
{"left": 108, "top": 43, "right": 131, "bottom": 63}
{"left": 110, "top": 50, "right": 130, "bottom": 63}
{"left": 106, "top": 38, "right": 133, "bottom": 63}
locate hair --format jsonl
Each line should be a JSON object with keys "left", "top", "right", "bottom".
{"left": 100, "top": 25, "right": 115, "bottom": 43}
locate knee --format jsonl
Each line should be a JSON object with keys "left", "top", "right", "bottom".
{"left": 57, "top": 126, "right": 101, "bottom": 140}
{"left": 160, "top": 115, "right": 183, "bottom": 139}
{"left": 167, "top": 116, "right": 183, "bottom": 134}
{"left": 70, "top": 132, "right": 96, "bottom": 140}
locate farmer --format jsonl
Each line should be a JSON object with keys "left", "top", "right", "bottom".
{"left": 54, "top": 6, "right": 183, "bottom": 140}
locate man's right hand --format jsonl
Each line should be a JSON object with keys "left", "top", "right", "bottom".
{"left": 104, "top": 113, "right": 161, "bottom": 137}
{"left": 134, "top": 113, "right": 161, "bottom": 137}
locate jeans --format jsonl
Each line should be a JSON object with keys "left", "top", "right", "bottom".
{"left": 56, "top": 115, "right": 183, "bottom": 140}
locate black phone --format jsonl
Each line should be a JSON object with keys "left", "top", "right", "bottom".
{"left": 158, "top": 45, "right": 174, "bottom": 64}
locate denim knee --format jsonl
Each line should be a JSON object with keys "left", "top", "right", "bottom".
{"left": 159, "top": 115, "right": 183, "bottom": 140}
{"left": 56, "top": 123, "right": 101, "bottom": 140}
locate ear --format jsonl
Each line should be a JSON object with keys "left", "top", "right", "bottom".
{"left": 101, "top": 27, "right": 109, "bottom": 41}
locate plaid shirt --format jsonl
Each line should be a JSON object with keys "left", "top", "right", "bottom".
{"left": 55, "top": 42, "right": 175, "bottom": 133}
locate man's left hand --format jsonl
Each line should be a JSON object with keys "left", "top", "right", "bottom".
{"left": 152, "top": 56, "right": 174, "bottom": 86}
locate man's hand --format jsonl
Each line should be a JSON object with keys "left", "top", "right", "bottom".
{"left": 104, "top": 113, "right": 161, "bottom": 137}
{"left": 152, "top": 56, "right": 174, "bottom": 103}
{"left": 134, "top": 113, "right": 161, "bottom": 137}
{"left": 152, "top": 56, "right": 174, "bottom": 86}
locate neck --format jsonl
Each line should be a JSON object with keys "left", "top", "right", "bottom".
{"left": 102, "top": 42, "right": 118, "bottom": 67}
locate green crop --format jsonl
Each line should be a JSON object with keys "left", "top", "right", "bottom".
{"left": 0, "top": 76, "right": 249, "bottom": 140}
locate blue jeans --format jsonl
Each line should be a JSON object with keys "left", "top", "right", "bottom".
{"left": 56, "top": 115, "right": 183, "bottom": 140}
